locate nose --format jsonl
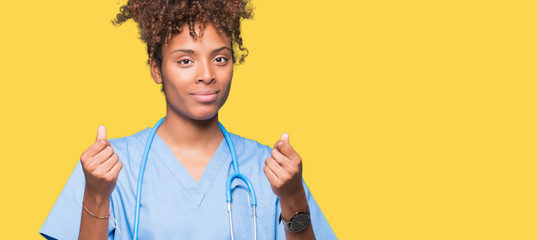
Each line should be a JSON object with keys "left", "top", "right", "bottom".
{"left": 197, "top": 61, "right": 215, "bottom": 84}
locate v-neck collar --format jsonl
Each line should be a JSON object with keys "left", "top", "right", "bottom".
{"left": 147, "top": 128, "right": 230, "bottom": 207}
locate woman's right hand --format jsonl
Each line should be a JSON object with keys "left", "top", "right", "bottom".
{"left": 80, "top": 125, "right": 123, "bottom": 200}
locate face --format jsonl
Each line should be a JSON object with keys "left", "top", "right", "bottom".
{"left": 150, "top": 23, "right": 233, "bottom": 121}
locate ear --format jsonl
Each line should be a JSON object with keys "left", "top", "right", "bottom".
{"left": 150, "top": 58, "right": 163, "bottom": 84}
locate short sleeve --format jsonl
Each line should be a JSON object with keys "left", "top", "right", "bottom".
{"left": 275, "top": 180, "right": 338, "bottom": 239}
{"left": 39, "top": 161, "right": 117, "bottom": 240}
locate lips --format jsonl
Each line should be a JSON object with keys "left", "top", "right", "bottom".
{"left": 190, "top": 90, "right": 219, "bottom": 103}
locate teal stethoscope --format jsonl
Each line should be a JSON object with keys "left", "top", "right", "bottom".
{"left": 132, "top": 117, "right": 258, "bottom": 240}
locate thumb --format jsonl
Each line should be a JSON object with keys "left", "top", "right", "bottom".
{"left": 280, "top": 132, "right": 290, "bottom": 144}
{"left": 276, "top": 132, "right": 299, "bottom": 160}
{"left": 96, "top": 125, "right": 107, "bottom": 141}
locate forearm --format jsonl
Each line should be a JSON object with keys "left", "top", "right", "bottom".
{"left": 280, "top": 188, "right": 315, "bottom": 240}
{"left": 79, "top": 189, "right": 110, "bottom": 240}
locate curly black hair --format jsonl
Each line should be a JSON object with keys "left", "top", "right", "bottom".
{"left": 112, "top": 0, "right": 254, "bottom": 67}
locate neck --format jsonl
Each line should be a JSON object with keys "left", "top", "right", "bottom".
{"left": 156, "top": 107, "right": 223, "bottom": 150}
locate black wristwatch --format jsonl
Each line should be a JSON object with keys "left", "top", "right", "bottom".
{"left": 279, "top": 209, "right": 310, "bottom": 232}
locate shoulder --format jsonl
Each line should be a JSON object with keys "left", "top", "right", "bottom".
{"left": 228, "top": 132, "right": 272, "bottom": 155}
{"left": 108, "top": 127, "right": 151, "bottom": 147}
{"left": 227, "top": 132, "right": 273, "bottom": 170}
{"left": 106, "top": 127, "right": 152, "bottom": 163}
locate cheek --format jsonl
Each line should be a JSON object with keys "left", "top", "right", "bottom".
{"left": 219, "top": 73, "right": 233, "bottom": 101}
{"left": 163, "top": 69, "right": 194, "bottom": 94}
{"left": 219, "top": 67, "right": 233, "bottom": 89}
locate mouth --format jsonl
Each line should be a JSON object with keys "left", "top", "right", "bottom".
{"left": 190, "top": 90, "right": 220, "bottom": 103}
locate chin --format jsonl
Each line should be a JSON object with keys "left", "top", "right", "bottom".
{"left": 193, "top": 113, "right": 217, "bottom": 121}
{"left": 190, "top": 108, "right": 219, "bottom": 121}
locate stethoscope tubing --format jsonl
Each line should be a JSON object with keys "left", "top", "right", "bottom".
{"left": 131, "top": 117, "right": 257, "bottom": 240}
{"left": 132, "top": 117, "right": 165, "bottom": 239}
{"left": 219, "top": 122, "right": 257, "bottom": 207}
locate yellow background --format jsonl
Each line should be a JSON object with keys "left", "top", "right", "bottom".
{"left": 1, "top": 0, "right": 536, "bottom": 239}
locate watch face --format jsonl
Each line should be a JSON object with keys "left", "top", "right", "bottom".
{"left": 290, "top": 213, "right": 310, "bottom": 232}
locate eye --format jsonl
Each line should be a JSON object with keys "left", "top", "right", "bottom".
{"left": 214, "top": 57, "right": 228, "bottom": 64}
{"left": 178, "top": 59, "right": 193, "bottom": 65}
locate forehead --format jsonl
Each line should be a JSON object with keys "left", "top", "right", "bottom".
{"left": 163, "top": 23, "right": 231, "bottom": 53}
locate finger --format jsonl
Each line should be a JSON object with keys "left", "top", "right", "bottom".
{"left": 96, "top": 125, "right": 107, "bottom": 141}
{"left": 263, "top": 165, "right": 279, "bottom": 185}
{"left": 275, "top": 133, "right": 300, "bottom": 162}
{"left": 91, "top": 146, "right": 115, "bottom": 165}
{"left": 273, "top": 140, "right": 281, "bottom": 149}
{"left": 82, "top": 139, "right": 109, "bottom": 160}
{"left": 271, "top": 148, "right": 292, "bottom": 168}
{"left": 265, "top": 156, "right": 285, "bottom": 178}
{"left": 100, "top": 153, "right": 119, "bottom": 173}
{"left": 106, "top": 161, "right": 123, "bottom": 180}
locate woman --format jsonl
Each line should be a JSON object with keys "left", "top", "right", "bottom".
{"left": 40, "top": 0, "right": 336, "bottom": 239}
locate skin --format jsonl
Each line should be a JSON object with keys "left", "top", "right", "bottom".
{"left": 79, "top": 126, "right": 121, "bottom": 240}
{"left": 78, "top": 23, "right": 314, "bottom": 239}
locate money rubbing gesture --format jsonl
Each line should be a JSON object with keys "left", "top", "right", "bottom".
{"left": 263, "top": 133, "right": 316, "bottom": 239}
{"left": 80, "top": 125, "right": 122, "bottom": 197}
{"left": 79, "top": 125, "right": 122, "bottom": 240}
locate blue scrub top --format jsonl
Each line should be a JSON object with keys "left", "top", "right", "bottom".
{"left": 40, "top": 127, "right": 337, "bottom": 239}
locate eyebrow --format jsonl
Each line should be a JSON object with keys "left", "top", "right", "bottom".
{"left": 170, "top": 46, "right": 232, "bottom": 55}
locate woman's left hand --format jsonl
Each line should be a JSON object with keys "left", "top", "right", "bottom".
{"left": 263, "top": 133, "right": 305, "bottom": 201}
